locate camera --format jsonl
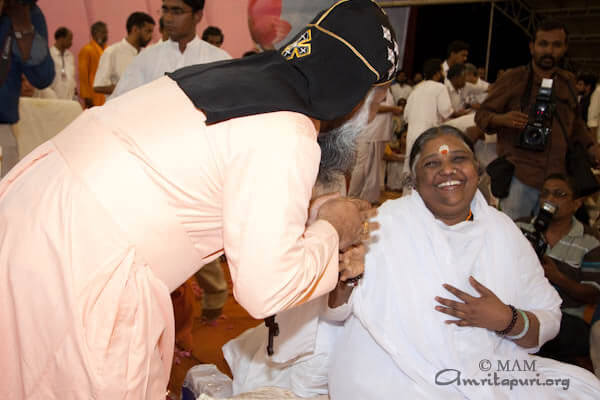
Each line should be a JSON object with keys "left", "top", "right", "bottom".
{"left": 517, "top": 78, "right": 554, "bottom": 152}
{"left": 522, "top": 200, "right": 557, "bottom": 260}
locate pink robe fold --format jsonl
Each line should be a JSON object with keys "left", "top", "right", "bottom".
{"left": 0, "top": 76, "right": 339, "bottom": 399}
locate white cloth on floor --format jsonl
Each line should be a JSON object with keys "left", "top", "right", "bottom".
{"left": 223, "top": 297, "right": 343, "bottom": 398}
{"left": 328, "top": 190, "right": 600, "bottom": 399}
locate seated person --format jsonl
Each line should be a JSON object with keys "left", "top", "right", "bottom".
{"left": 327, "top": 126, "right": 600, "bottom": 398}
{"left": 516, "top": 174, "right": 600, "bottom": 367}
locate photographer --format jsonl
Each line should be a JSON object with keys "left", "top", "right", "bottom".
{"left": 0, "top": 0, "right": 54, "bottom": 176}
{"left": 475, "top": 20, "right": 600, "bottom": 220}
{"left": 517, "top": 174, "right": 600, "bottom": 367}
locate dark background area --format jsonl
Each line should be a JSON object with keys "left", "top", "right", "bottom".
{"left": 405, "top": 3, "right": 532, "bottom": 83}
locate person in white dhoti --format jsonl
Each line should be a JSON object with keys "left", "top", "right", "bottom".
{"left": 348, "top": 89, "right": 399, "bottom": 204}
{"left": 325, "top": 125, "right": 600, "bottom": 399}
{"left": 36, "top": 27, "right": 76, "bottom": 100}
{"left": 403, "top": 59, "right": 453, "bottom": 173}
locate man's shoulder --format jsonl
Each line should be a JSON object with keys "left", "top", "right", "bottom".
{"left": 556, "top": 68, "right": 576, "bottom": 82}
{"left": 79, "top": 42, "right": 93, "bottom": 52}
{"left": 104, "top": 40, "right": 124, "bottom": 54}
{"left": 137, "top": 41, "right": 167, "bottom": 59}
{"left": 583, "top": 223, "right": 600, "bottom": 243}
{"left": 500, "top": 65, "right": 528, "bottom": 80}
{"left": 195, "top": 40, "right": 232, "bottom": 61}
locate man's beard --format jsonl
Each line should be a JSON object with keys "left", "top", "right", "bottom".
{"left": 138, "top": 35, "right": 151, "bottom": 48}
{"left": 316, "top": 91, "right": 373, "bottom": 185}
{"left": 534, "top": 53, "right": 559, "bottom": 70}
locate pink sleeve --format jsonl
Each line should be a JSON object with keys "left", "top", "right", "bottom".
{"left": 222, "top": 113, "right": 340, "bottom": 319}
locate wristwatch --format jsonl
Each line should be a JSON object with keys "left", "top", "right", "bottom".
{"left": 14, "top": 26, "right": 35, "bottom": 39}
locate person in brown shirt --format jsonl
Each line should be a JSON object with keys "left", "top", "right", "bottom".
{"left": 475, "top": 20, "right": 600, "bottom": 220}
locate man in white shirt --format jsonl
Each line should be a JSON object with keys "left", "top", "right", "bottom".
{"left": 93, "top": 12, "right": 155, "bottom": 96}
{"left": 463, "top": 62, "right": 489, "bottom": 106}
{"left": 442, "top": 40, "right": 469, "bottom": 79}
{"left": 348, "top": 89, "right": 399, "bottom": 204}
{"left": 444, "top": 63, "right": 467, "bottom": 112}
{"left": 112, "top": 0, "right": 231, "bottom": 98}
{"left": 588, "top": 84, "right": 600, "bottom": 141}
{"left": 403, "top": 59, "right": 453, "bottom": 171}
{"left": 37, "top": 27, "right": 76, "bottom": 100}
{"left": 390, "top": 69, "right": 412, "bottom": 103}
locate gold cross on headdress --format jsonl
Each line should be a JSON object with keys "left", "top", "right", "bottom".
{"left": 282, "top": 29, "right": 312, "bottom": 60}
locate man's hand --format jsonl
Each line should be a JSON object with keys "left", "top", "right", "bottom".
{"left": 317, "top": 197, "right": 377, "bottom": 251}
{"left": 307, "top": 192, "right": 341, "bottom": 226}
{"left": 541, "top": 255, "right": 565, "bottom": 284}
{"left": 491, "top": 110, "right": 528, "bottom": 130}
{"left": 339, "top": 243, "right": 366, "bottom": 281}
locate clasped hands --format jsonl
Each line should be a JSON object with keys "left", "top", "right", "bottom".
{"left": 308, "top": 193, "right": 378, "bottom": 281}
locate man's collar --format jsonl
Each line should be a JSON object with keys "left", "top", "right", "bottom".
{"left": 167, "top": 35, "right": 200, "bottom": 52}
{"left": 566, "top": 217, "right": 585, "bottom": 238}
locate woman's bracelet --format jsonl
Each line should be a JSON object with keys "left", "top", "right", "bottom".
{"left": 505, "top": 309, "right": 530, "bottom": 341}
{"left": 496, "top": 305, "right": 518, "bottom": 336}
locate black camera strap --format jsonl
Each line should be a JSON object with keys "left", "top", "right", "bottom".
{"left": 519, "top": 64, "right": 535, "bottom": 113}
{"left": 0, "top": 32, "right": 12, "bottom": 87}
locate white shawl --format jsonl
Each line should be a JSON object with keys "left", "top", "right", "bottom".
{"left": 329, "top": 191, "right": 600, "bottom": 399}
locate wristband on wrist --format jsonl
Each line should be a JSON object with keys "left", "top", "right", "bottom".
{"left": 505, "top": 309, "right": 530, "bottom": 340}
{"left": 496, "top": 304, "right": 518, "bottom": 336}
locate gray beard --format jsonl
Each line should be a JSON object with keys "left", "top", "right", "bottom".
{"left": 316, "top": 92, "right": 373, "bottom": 185}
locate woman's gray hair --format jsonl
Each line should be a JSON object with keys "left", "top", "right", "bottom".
{"left": 404, "top": 125, "right": 481, "bottom": 188}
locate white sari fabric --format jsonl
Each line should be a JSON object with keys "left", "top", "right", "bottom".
{"left": 329, "top": 191, "right": 600, "bottom": 399}
{"left": 223, "top": 297, "right": 342, "bottom": 398}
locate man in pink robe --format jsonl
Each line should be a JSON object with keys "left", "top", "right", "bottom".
{"left": 0, "top": 1, "right": 400, "bottom": 398}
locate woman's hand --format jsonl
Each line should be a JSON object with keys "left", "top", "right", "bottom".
{"left": 434, "top": 276, "right": 512, "bottom": 332}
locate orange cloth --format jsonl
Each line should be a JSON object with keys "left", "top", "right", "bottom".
{"left": 78, "top": 40, "right": 105, "bottom": 106}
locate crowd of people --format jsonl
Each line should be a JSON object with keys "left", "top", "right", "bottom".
{"left": 2, "top": 0, "right": 600, "bottom": 398}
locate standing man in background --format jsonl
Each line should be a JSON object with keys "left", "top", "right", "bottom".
{"left": 0, "top": 0, "right": 54, "bottom": 177}
{"left": 93, "top": 12, "right": 155, "bottom": 97}
{"left": 202, "top": 25, "right": 224, "bottom": 47}
{"left": 38, "top": 26, "right": 76, "bottom": 99}
{"left": 78, "top": 21, "right": 107, "bottom": 108}
{"left": 112, "top": 0, "right": 230, "bottom": 98}
{"left": 442, "top": 40, "right": 469, "bottom": 79}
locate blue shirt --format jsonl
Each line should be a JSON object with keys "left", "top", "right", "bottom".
{"left": 0, "top": 5, "right": 55, "bottom": 123}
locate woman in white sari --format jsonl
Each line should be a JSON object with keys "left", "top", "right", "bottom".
{"left": 327, "top": 126, "right": 600, "bottom": 399}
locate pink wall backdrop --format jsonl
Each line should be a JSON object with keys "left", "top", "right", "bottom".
{"left": 37, "top": 0, "right": 256, "bottom": 64}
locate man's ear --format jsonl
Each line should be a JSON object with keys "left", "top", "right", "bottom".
{"left": 193, "top": 10, "right": 203, "bottom": 25}
{"left": 529, "top": 41, "right": 534, "bottom": 57}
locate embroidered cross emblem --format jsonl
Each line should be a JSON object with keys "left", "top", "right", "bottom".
{"left": 282, "top": 29, "right": 312, "bottom": 60}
